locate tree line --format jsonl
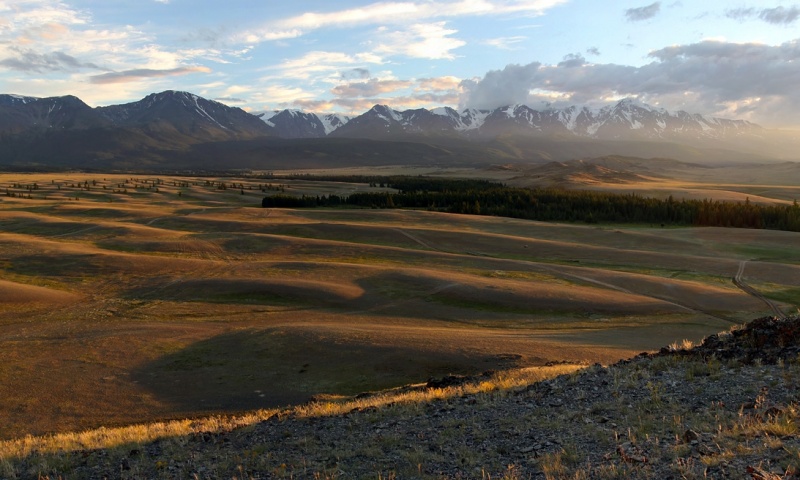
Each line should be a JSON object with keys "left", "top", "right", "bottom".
{"left": 261, "top": 177, "right": 800, "bottom": 232}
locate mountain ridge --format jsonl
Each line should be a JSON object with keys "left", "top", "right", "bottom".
{"left": 0, "top": 90, "right": 796, "bottom": 170}
{"left": 260, "top": 98, "right": 763, "bottom": 143}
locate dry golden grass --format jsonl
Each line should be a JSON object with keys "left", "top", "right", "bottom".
{"left": 0, "top": 364, "right": 581, "bottom": 461}
{"left": 0, "top": 172, "right": 796, "bottom": 442}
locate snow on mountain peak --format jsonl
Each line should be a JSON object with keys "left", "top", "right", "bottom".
{"left": 316, "top": 113, "right": 351, "bottom": 135}
{"left": 430, "top": 107, "right": 455, "bottom": 117}
{"left": 369, "top": 104, "right": 402, "bottom": 123}
{"left": 257, "top": 98, "right": 760, "bottom": 141}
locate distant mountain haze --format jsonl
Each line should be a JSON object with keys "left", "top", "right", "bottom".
{"left": 0, "top": 90, "right": 796, "bottom": 171}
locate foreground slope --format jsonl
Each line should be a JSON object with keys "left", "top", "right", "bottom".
{"left": 3, "top": 315, "right": 798, "bottom": 479}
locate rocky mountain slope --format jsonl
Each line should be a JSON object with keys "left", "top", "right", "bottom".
{"left": 4, "top": 315, "right": 798, "bottom": 479}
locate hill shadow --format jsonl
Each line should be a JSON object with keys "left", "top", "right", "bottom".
{"left": 131, "top": 327, "right": 524, "bottom": 413}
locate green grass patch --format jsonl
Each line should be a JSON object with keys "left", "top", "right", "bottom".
{"left": 729, "top": 245, "right": 800, "bottom": 264}
{"left": 754, "top": 284, "right": 800, "bottom": 308}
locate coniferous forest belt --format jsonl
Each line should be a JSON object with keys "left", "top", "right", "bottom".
{"left": 262, "top": 176, "right": 800, "bottom": 232}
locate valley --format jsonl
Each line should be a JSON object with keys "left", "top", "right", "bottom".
{"left": 0, "top": 172, "right": 797, "bottom": 440}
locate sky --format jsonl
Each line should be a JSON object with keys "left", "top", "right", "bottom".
{"left": 1, "top": 1, "right": 799, "bottom": 127}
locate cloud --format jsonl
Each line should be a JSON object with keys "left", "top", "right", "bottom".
{"left": 331, "top": 79, "right": 412, "bottom": 97}
{"left": 760, "top": 6, "right": 800, "bottom": 24}
{"left": 625, "top": 2, "right": 661, "bottom": 21}
{"left": 725, "top": 7, "right": 756, "bottom": 21}
{"left": 251, "top": 84, "right": 322, "bottom": 106}
{"left": 267, "top": 51, "right": 384, "bottom": 82}
{"left": 2, "top": 1, "right": 87, "bottom": 29}
{"left": 483, "top": 36, "right": 527, "bottom": 50}
{"left": 236, "top": 0, "right": 568, "bottom": 45}
{"left": 459, "top": 62, "right": 542, "bottom": 110}
{"left": 726, "top": 5, "right": 800, "bottom": 24}
{"left": 373, "top": 22, "right": 465, "bottom": 60}
{"left": 417, "top": 76, "right": 462, "bottom": 91}
{"left": 586, "top": 47, "right": 601, "bottom": 56}
{"left": 271, "top": 74, "right": 464, "bottom": 113}
{"left": 295, "top": 91, "right": 462, "bottom": 114}
{"left": 341, "top": 68, "right": 371, "bottom": 80}
{"left": 460, "top": 39, "right": 800, "bottom": 126}
{"left": 90, "top": 66, "right": 212, "bottom": 84}
{"left": 214, "top": 97, "right": 246, "bottom": 104}
{"left": 0, "top": 48, "right": 101, "bottom": 73}
{"left": 558, "top": 53, "right": 586, "bottom": 68}
{"left": 0, "top": 0, "right": 235, "bottom": 96}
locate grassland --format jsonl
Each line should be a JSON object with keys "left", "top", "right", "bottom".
{"left": 0, "top": 172, "right": 797, "bottom": 442}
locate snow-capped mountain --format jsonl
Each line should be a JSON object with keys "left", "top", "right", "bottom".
{"left": 325, "top": 105, "right": 463, "bottom": 140}
{"left": 263, "top": 98, "right": 761, "bottom": 143}
{"left": 433, "top": 98, "right": 760, "bottom": 141}
{"left": 257, "top": 110, "right": 350, "bottom": 138}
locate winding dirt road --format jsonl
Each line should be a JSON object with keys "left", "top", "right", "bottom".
{"left": 734, "top": 260, "right": 786, "bottom": 318}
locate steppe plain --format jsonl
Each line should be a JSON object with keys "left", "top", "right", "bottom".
{"left": 0, "top": 166, "right": 798, "bottom": 441}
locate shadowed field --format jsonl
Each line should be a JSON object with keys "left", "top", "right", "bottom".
{"left": 0, "top": 173, "right": 797, "bottom": 439}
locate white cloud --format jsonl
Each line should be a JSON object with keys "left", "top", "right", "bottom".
{"left": 484, "top": 36, "right": 527, "bottom": 50}
{"left": 235, "top": 0, "right": 567, "bottom": 45}
{"left": 460, "top": 39, "right": 800, "bottom": 127}
{"left": 266, "top": 51, "right": 384, "bottom": 82}
{"left": 0, "top": 0, "right": 221, "bottom": 99}
{"left": 373, "top": 22, "right": 465, "bottom": 59}
{"left": 251, "top": 85, "right": 323, "bottom": 110}
{"left": 331, "top": 78, "right": 413, "bottom": 97}
{"left": 262, "top": 73, "right": 464, "bottom": 114}
{"left": 416, "top": 75, "right": 462, "bottom": 91}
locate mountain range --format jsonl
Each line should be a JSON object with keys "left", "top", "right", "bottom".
{"left": 259, "top": 99, "right": 761, "bottom": 144}
{"left": 0, "top": 90, "right": 796, "bottom": 171}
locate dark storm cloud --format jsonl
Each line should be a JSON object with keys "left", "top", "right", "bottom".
{"left": 0, "top": 48, "right": 101, "bottom": 73}
{"left": 460, "top": 39, "right": 800, "bottom": 126}
{"left": 625, "top": 2, "right": 661, "bottom": 21}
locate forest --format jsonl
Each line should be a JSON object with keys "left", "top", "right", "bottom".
{"left": 263, "top": 176, "right": 800, "bottom": 232}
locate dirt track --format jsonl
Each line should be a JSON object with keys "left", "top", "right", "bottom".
{"left": 734, "top": 260, "right": 786, "bottom": 318}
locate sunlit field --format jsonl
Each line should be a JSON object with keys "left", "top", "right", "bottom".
{"left": 0, "top": 173, "right": 797, "bottom": 439}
